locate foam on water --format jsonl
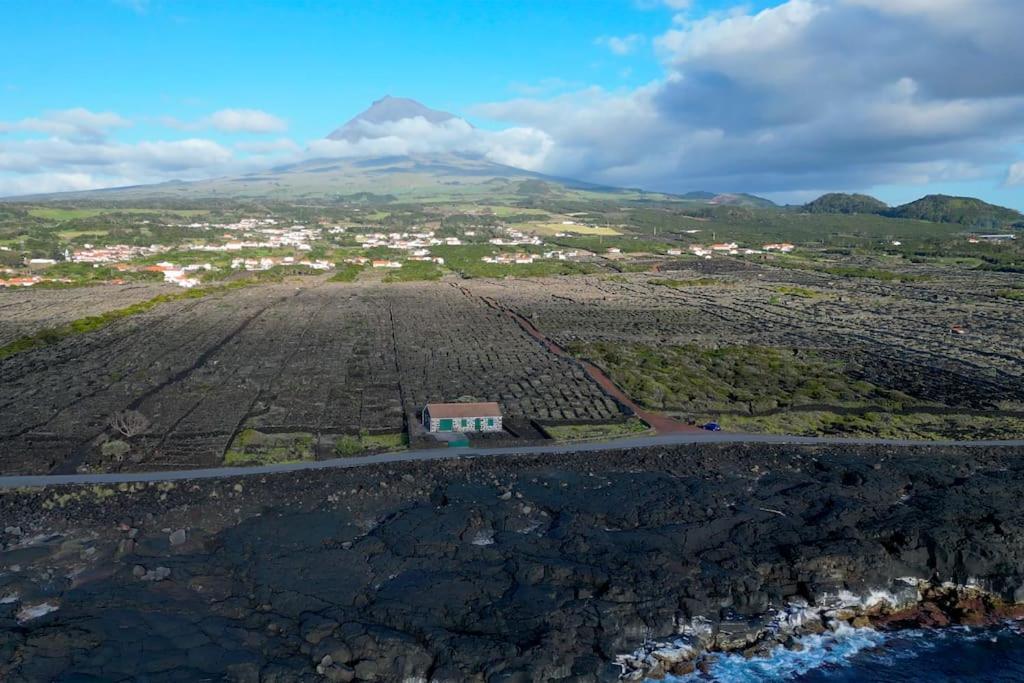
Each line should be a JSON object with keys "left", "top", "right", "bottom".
{"left": 658, "top": 624, "right": 1024, "bottom": 682}
{"left": 662, "top": 624, "right": 887, "bottom": 682}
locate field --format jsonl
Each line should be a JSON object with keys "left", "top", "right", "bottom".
{"left": 523, "top": 222, "right": 621, "bottom": 237}
{"left": 2, "top": 242, "right": 1023, "bottom": 476}
{"left": 0, "top": 279, "right": 623, "bottom": 475}
{"left": 0, "top": 282, "right": 175, "bottom": 346}
{"left": 463, "top": 259, "right": 1024, "bottom": 437}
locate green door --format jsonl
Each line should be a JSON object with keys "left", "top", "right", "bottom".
{"left": 475, "top": 418, "right": 482, "bottom": 431}
{"left": 439, "top": 418, "right": 453, "bottom": 431}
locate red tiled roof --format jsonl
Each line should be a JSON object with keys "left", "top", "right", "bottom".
{"left": 425, "top": 402, "right": 502, "bottom": 419}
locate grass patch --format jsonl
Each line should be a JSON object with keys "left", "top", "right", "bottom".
{"left": 333, "top": 431, "right": 406, "bottom": 457}
{"left": 383, "top": 260, "right": 444, "bottom": 282}
{"left": 224, "top": 430, "right": 315, "bottom": 466}
{"left": 718, "top": 411, "right": 1024, "bottom": 441}
{"left": 570, "top": 341, "right": 914, "bottom": 414}
{"left": 543, "top": 418, "right": 650, "bottom": 442}
{"left": 0, "top": 282, "right": 245, "bottom": 361}
{"left": 773, "top": 285, "right": 820, "bottom": 299}
{"left": 328, "top": 264, "right": 365, "bottom": 282}
{"left": 525, "top": 222, "right": 621, "bottom": 236}
{"left": 996, "top": 289, "right": 1024, "bottom": 302}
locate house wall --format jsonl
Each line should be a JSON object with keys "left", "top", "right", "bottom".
{"left": 425, "top": 414, "right": 503, "bottom": 433}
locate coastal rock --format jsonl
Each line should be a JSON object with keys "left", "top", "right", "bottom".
{"left": 2, "top": 443, "right": 1024, "bottom": 681}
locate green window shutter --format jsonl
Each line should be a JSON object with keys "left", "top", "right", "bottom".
{"left": 487, "top": 418, "right": 494, "bottom": 426}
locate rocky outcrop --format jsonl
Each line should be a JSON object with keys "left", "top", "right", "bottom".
{"left": 1, "top": 442, "right": 1024, "bottom": 681}
{"left": 616, "top": 580, "right": 1024, "bottom": 680}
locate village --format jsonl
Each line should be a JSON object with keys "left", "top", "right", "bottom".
{"left": 1, "top": 210, "right": 806, "bottom": 288}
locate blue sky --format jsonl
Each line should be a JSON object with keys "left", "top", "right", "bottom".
{"left": 2, "top": 0, "right": 1023, "bottom": 209}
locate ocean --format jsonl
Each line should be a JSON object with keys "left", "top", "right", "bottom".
{"left": 663, "top": 623, "right": 1024, "bottom": 682}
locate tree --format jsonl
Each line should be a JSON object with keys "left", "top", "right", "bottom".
{"left": 109, "top": 410, "right": 150, "bottom": 438}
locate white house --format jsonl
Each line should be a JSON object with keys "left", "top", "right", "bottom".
{"left": 423, "top": 402, "right": 503, "bottom": 433}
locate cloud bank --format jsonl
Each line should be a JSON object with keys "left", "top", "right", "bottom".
{"left": 478, "top": 0, "right": 1024, "bottom": 195}
{"left": 2, "top": 0, "right": 1023, "bottom": 199}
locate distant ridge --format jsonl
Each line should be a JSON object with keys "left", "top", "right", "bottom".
{"left": 803, "top": 192, "right": 1023, "bottom": 229}
{"left": 886, "top": 194, "right": 1023, "bottom": 229}
{"left": 683, "top": 191, "right": 776, "bottom": 208}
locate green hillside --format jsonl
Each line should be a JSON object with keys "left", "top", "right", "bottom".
{"left": 887, "top": 194, "right": 1022, "bottom": 230}
{"left": 804, "top": 193, "right": 889, "bottom": 215}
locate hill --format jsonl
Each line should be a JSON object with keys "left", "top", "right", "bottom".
{"left": 804, "top": 193, "right": 889, "bottom": 215}
{"left": 886, "top": 194, "right": 1023, "bottom": 230}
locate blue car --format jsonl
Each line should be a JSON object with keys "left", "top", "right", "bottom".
{"left": 702, "top": 422, "right": 721, "bottom": 432}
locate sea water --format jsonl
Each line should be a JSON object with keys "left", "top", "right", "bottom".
{"left": 662, "top": 623, "right": 1024, "bottom": 682}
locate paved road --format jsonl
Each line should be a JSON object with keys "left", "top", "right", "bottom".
{"left": 1, "top": 432, "right": 1022, "bottom": 489}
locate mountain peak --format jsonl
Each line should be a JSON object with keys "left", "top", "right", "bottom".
{"left": 327, "top": 96, "right": 461, "bottom": 141}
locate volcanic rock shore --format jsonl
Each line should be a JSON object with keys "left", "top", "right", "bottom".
{"left": 2, "top": 442, "right": 1024, "bottom": 681}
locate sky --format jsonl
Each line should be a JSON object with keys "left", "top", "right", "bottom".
{"left": 2, "top": 0, "right": 1023, "bottom": 208}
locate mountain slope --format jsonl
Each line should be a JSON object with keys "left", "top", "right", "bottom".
{"left": 5, "top": 153, "right": 672, "bottom": 203}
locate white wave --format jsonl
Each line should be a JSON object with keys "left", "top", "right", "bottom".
{"left": 661, "top": 624, "right": 888, "bottom": 682}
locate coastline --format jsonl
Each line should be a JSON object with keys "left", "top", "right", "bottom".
{"left": 617, "top": 579, "right": 1024, "bottom": 680}
{"left": 3, "top": 441, "right": 1024, "bottom": 681}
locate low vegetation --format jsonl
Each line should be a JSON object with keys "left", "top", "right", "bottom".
{"left": 328, "top": 264, "right": 365, "bottom": 282}
{"left": 0, "top": 284, "right": 236, "bottom": 360}
{"left": 333, "top": 431, "right": 406, "bottom": 457}
{"left": 570, "top": 341, "right": 915, "bottom": 414}
{"left": 224, "top": 430, "right": 315, "bottom": 466}
{"left": 542, "top": 418, "right": 650, "bottom": 442}
{"left": 718, "top": 411, "right": 1024, "bottom": 440}
{"left": 773, "top": 285, "right": 820, "bottom": 299}
{"left": 383, "top": 260, "right": 444, "bottom": 282}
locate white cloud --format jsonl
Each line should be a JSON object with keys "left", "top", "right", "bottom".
{"left": 477, "top": 0, "right": 1024, "bottom": 194}
{"left": 5, "top": 0, "right": 1024, "bottom": 200}
{"left": 1007, "top": 162, "right": 1024, "bottom": 187}
{"left": 206, "top": 109, "right": 287, "bottom": 133}
{"left": 234, "top": 138, "right": 301, "bottom": 154}
{"left": 306, "top": 117, "right": 553, "bottom": 171}
{"left": 596, "top": 34, "right": 645, "bottom": 56}
{"left": 0, "top": 108, "right": 131, "bottom": 140}
{"left": 0, "top": 172, "right": 134, "bottom": 197}
{"left": 161, "top": 108, "right": 287, "bottom": 134}
{"left": 0, "top": 134, "right": 254, "bottom": 197}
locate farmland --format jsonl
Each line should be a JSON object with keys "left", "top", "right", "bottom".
{"left": 1, "top": 191, "right": 1023, "bottom": 476}
{"left": 463, "top": 259, "right": 1024, "bottom": 438}
{"left": 0, "top": 278, "right": 624, "bottom": 475}
{"left": 2, "top": 252, "right": 1023, "bottom": 476}
{"left": 0, "top": 282, "right": 175, "bottom": 346}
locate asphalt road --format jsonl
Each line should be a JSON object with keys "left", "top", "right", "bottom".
{"left": 1, "top": 432, "right": 1022, "bottom": 489}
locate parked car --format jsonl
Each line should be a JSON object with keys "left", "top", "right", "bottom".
{"left": 701, "top": 422, "right": 721, "bottom": 432}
